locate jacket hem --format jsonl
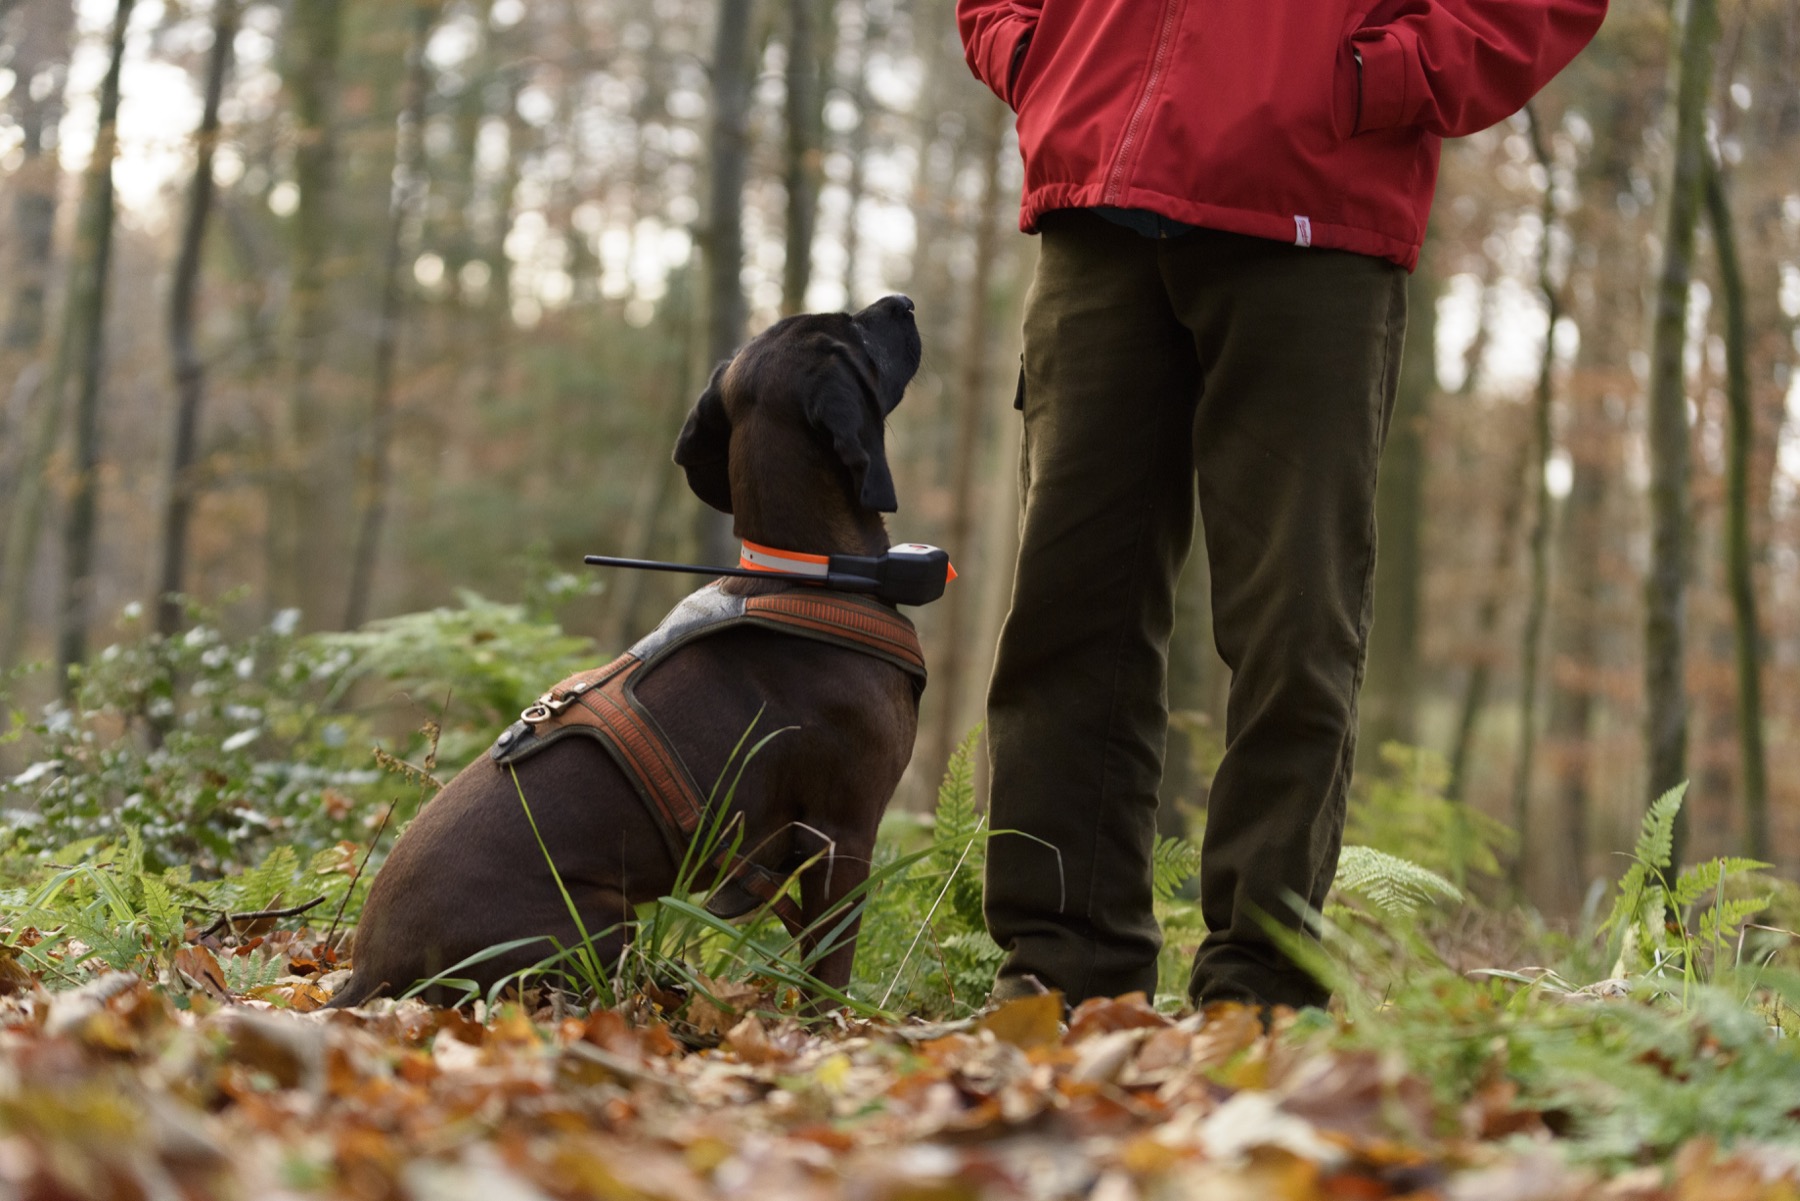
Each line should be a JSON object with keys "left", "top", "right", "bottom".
{"left": 1017, "top": 183, "right": 1423, "bottom": 272}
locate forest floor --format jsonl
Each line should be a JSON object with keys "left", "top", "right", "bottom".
{"left": 3, "top": 925, "right": 1798, "bottom": 1201}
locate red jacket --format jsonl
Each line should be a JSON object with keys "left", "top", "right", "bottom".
{"left": 957, "top": 0, "right": 1607, "bottom": 269}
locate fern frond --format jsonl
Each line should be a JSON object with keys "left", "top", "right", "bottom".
{"left": 230, "top": 845, "right": 299, "bottom": 912}
{"left": 1672, "top": 857, "right": 1773, "bottom": 909}
{"left": 1152, "top": 835, "right": 1203, "bottom": 903}
{"left": 138, "top": 875, "right": 183, "bottom": 944}
{"left": 933, "top": 726, "right": 981, "bottom": 849}
{"left": 223, "top": 948, "right": 288, "bottom": 994}
{"left": 1331, "top": 845, "right": 1462, "bottom": 918}
{"left": 1634, "top": 783, "right": 1686, "bottom": 874}
{"left": 1697, "top": 895, "right": 1774, "bottom": 949}
{"left": 1599, "top": 862, "right": 1651, "bottom": 941}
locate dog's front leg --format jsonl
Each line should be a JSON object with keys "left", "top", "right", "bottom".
{"left": 795, "top": 828, "right": 876, "bottom": 999}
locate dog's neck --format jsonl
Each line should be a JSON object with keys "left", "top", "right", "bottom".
{"left": 728, "top": 460, "right": 890, "bottom": 561}
{"left": 731, "top": 507, "right": 889, "bottom": 561}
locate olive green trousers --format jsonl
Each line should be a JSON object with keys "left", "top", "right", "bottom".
{"left": 984, "top": 210, "right": 1408, "bottom": 1010}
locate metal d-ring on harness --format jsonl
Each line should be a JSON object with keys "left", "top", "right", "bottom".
{"left": 489, "top": 571, "right": 934, "bottom": 940}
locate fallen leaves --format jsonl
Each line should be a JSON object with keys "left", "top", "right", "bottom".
{"left": 1, "top": 965, "right": 1798, "bottom": 1200}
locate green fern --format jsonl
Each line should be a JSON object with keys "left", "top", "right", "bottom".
{"left": 1597, "top": 783, "right": 1779, "bottom": 989}
{"left": 1598, "top": 784, "right": 1686, "bottom": 953}
{"left": 1152, "top": 835, "right": 1203, "bottom": 903}
{"left": 223, "top": 845, "right": 300, "bottom": 913}
{"left": 222, "top": 948, "right": 288, "bottom": 993}
{"left": 1331, "top": 844, "right": 1463, "bottom": 918}
{"left": 932, "top": 726, "right": 981, "bottom": 856}
{"left": 138, "top": 874, "right": 185, "bottom": 946}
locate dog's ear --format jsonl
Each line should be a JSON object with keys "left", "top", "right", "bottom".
{"left": 806, "top": 341, "right": 898, "bottom": 513}
{"left": 673, "top": 362, "right": 734, "bottom": 514}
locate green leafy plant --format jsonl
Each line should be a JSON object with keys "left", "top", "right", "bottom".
{"left": 1, "top": 603, "right": 377, "bottom": 873}
{"left": 1331, "top": 844, "right": 1464, "bottom": 919}
{"left": 0, "top": 833, "right": 357, "bottom": 985}
{"left": 849, "top": 727, "right": 1003, "bottom": 1017}
{"left": 318, "top": 590, "right": 594, "bottom": 763}
{"left": 1598, "top": 783, "right": 1775, "bottom": 998}
{"left": 1348, "top": 741, "right": 1514, "bottom": 889}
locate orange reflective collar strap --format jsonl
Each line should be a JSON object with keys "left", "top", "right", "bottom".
{"left": 738, "top": 540, "right": 831, "bottom": 577}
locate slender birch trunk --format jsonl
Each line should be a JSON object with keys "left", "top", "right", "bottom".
{"left": 1510, "top": 104, "right": 1562, "bottom": 886}
{"left": 699, "top": 0, "right": 755, "bottom": 566}
{"left": 53, "top": 0, "right": 136, "bottom": 691}
{"left": 155, "top": 0, "right": 240, "bottom": 638}
{"left": 1446, "top": 426, "right": 1533, "bottom": 802}
{"left": 926, "top": 99, "right": 1007, "bottom": 785}
{"left": 269, "top": 0, "right": 344, "bottom": 621}
{"left": 1644, "top": 0, "right": 1719, "bottom": 868}
{"left": 781, "top": 0, "right": 825, "bottom": 315}
{"left": 343, "top": 0, "right": 439, "bottom": 630}
{"left": 1701, "top": 155, "right": 1769, "bottom": 860}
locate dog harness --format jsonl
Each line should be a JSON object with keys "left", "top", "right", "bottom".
{"left": 488, "top": 581, "right": 926, "bottom": 935}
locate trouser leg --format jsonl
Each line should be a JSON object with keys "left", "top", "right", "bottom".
{"left": 1166, "top": 230, "right": 1408, "bottom": 1010}
{"left": 984, "top": 211, "right": 1199, "bottom": 1004}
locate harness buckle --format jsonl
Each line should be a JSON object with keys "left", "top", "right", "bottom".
{"left": 519, "top": 680, "right": 593, "bottom": 725}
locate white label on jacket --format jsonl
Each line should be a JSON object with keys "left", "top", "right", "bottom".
{"left": 1295, "top": 216, "right": 1313, "bottom": 248}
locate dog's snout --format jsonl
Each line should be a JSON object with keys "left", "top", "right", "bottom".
{"left": 856, "top": 294, "right": 916, "bottom": 323}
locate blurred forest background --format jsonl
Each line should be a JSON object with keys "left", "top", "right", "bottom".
{"left": 0, "top": 0, "right": 1797, "bottom": 916}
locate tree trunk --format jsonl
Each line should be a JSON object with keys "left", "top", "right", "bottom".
{"left": 698, "top": 0, "right": 756, "bottom": 566}
{"left": 780, "top": 0, "right": 825, "bottom": 315}
{"left": 1362, "top": 251, "right": 1438, "bottom": 752}
{"left": 343, "top": 0, "right": 439, "bottom": 630}
{"left": 0, "top": 0, "right": 76, "bottom": 602}
{"left": 1702, "top": 155, "right": 1769, "bottom": 861}
{"left": 51, "top": 0, "right": 135, "bottom": 691}
{"left": 1643, "top": 0, "right": 1719, "bottom": 867}
{"left": 2, "top": 0, "right": 74, "bottom": 354}
{"left": 925, "top": 98, "right": 1007, "bottom": 787}
{"left": 1542, "top": 417, "right": 1606, "bottom": 914}
{"left": 837, "top": 7, "right": 879, "bottom": 304}
{"left": 1510, "top": 104, "right": 1562, "bottom": 889}
{"left": 155, "top": 0, "right": 240, "bottom": 639}
{"left": 1446, "top": 424, "right": 1533, "bottom": 802}
{"left": 269, "top": 0, "right": 345, "bottom": 622}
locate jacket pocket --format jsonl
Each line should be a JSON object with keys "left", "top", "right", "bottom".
{"left": 1345, "top": 26, "right": 1411, "bottom": 134}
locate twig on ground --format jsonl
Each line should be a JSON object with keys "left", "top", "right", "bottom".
{"left": 199, "top": 895, "right": 328, "bottom": 939}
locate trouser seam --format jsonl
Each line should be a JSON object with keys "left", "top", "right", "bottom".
{"left": 1077, "top": 356, "right": 1185, "bottom": 1004}
{"left": 1317, "top": 269, "right": 1404, "bottom": 906}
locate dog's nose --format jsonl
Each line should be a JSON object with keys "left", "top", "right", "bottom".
{"left": 884, "top": 294, "right": 915, "bottom": 315}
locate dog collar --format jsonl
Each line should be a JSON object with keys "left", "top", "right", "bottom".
{"left": 739, "top": 540, "right": 831, "bottom": 577}
{"left": 584, "top": 541, "right": 954, "bottom": 606}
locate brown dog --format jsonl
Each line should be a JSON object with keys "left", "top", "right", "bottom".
{"left": 327, "top": 296, "right": 925, "bottom": 1009}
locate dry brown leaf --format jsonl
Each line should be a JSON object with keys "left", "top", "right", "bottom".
{"left": 0, "top": 945, "right": 37, "bottom": 996}
{"left": 1190, "top": 1003, "right": 1267, "bottom": 1072}
{"left": 724, "top": 1014, "right": 779, "bottom": 1064}
{"left": 220, "top": 1009, "right": 326, "bottom": 1091}
{"left": 1279, "top": 1050, "right": 1435, "bottom": 1146}
{"left": 976, "top": 991, "right": 1065, "bottom": 1050}
{"left": 1067, "top": 992, "right": 1170, "bottom": 1042}
{"left": 173, "top": 945, "right": 232, "bottom": 1001}
{"left": 1071, "top": 1027, "right": 1153, "bottom": 1085}
{"left": 285, "top": 980, "right": 330, "bottom": 1012}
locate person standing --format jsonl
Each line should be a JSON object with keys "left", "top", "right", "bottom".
{"left": 958, "top": 0, "right": 1609, "bottom": 1010}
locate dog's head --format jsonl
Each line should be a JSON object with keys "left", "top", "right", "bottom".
{"left": 674, "top": 295, "right": 921, "bottom": 519}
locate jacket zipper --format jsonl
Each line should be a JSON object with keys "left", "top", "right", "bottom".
{"left": 1104, "top": 0, "right": 1183, "bottom": 205}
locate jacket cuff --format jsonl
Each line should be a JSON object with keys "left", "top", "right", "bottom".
{"left": 1349, "top": 28, "right": 1410, "bottom": 133}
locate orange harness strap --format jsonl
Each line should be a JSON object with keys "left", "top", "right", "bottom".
{"left": 490, "top": 583, "right": 926, "bottom": 938}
